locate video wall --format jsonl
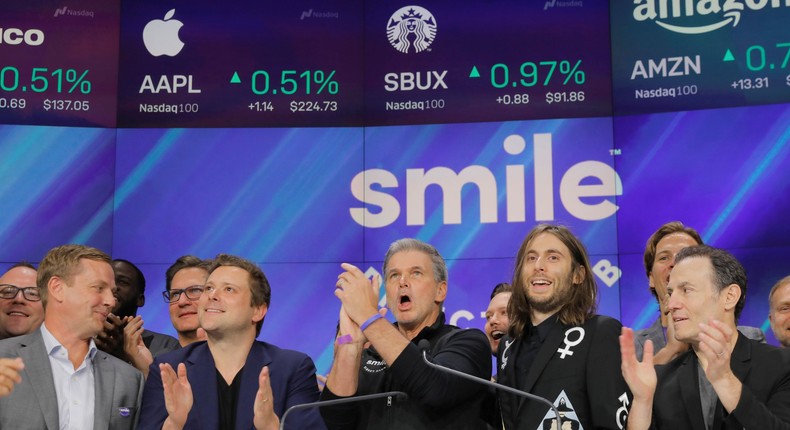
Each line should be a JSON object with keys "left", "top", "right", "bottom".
{"left": 1, "top": 0, "right": 789, "bottom": 372}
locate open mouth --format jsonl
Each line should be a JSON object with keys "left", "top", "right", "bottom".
{"left": 492, "top": 330, "right": 505, "bottom": 340}
{"left": 397, "top": 294, "right": 412, "bottom": 310}
{"left": 530, "top": 279, "right": 551, "bottom": 291}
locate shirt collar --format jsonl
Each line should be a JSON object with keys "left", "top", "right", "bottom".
{"left": 40, "top": 322, "right": 98, "bottom": 360}
{"left": 526, "top": 313, "right": 559, "bottom": 342}
{"left": 408, "top": 311, "right": 446, "bottom": 343}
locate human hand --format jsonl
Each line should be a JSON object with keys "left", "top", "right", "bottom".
{"left": 697, "top": 320, "right": 735, "bottom": 383}
{"left": 0, "top": 357, "right": 24, "bottom": 398}
{"left": 161, "top": 363, "right": 193, "bottom": 429}
{"left": 95, "top": 313, "right": 126, "bottom": 358}
{"left": 620, "top": 327, "right": 657, "bottom": 402}
{"left": 253, "top": 366, "right": 279, "bottom": 430}
{"left": 123, "top": 315, "right": 153, "bottom": 376}
{"left": 335, "top": 263, "right": 381, "bottom": 326}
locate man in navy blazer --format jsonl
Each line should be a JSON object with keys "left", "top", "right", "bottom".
{"left": 137, "top": 254, "right": 325, "bottom": 430}
{"left": 621, "top": 245, "right": 790, "bottom": 429}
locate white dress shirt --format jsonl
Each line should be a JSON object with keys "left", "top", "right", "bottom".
{"left": 41, "top": 323, "right": 97, "bottom": 430}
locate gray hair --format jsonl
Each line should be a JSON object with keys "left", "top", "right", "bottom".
{"left": 382, "top": 238, "right": 447, "bottom": 283}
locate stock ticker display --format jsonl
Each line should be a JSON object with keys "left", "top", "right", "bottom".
{"left": 2, "top": 1, "right": 790, "bottom": 125}
{"left": 611, "top": 0, "right": 790, "bottom": 114}
{"left": 117, "top": 0, "right": 364, "bottom": 127}
{"left": 0, "top": 1, "right": 120, "bottom": 127}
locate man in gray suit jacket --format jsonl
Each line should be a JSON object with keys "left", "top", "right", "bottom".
{"left": 0, "top": 244, "right": 144, "bottom": 429}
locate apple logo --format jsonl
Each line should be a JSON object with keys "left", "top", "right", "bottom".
{"left": 143, "top": 9, "right": 184, "bottom": 57}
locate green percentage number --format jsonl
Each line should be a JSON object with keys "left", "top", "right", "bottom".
{"left": 490, "top": 60, "right": 585, "bottom": 88}
{"left": 251, "top": 70, "right": 339, "bottom": 95}
{"left": 746, "top": 43, "right": 790, "bottom": 71}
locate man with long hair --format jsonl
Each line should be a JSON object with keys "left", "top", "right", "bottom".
{"left": 497, "top": 224, "right": 631, "bottom": 429}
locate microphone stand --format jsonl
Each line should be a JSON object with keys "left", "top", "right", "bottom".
{"left": 421, "top": 351, "right": 561, "bottom": 430}
{"left": 279, "top": 390, "right": 409, "bottom": 430}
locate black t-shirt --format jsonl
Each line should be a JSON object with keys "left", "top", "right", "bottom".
{"left": 217, "top": 366, "right": 244, "bottom": 430}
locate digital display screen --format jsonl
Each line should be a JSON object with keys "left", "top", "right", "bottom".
{"left": 363, "top": 1, "right": 612, "bottom": 125}
{"left": 611, "top": 1, "right": 790, "bottom": 114}
{"left": 116, "top": 0, "right": 364, "bottom": 127}
{"left": 0, "top": 1, "right": 120, "bottom": 127}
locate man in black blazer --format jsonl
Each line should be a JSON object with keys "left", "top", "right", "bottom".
{"left": 634, "top": 222, "right": 764, "bottom": 364}
{"left": 621, "top": 245, "right": 790, "bottom": 429}
{"left": 497, "top": 224, "right": 631, "bottom": 429}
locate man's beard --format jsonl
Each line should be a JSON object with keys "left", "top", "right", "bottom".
{"left": 527, "top": 274, "right": 574, "bottom": 314}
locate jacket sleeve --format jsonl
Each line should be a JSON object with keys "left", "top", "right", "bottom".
{"left": 728, "top": 348, "right": 790, "bottom": 430}
{"left": 319, "top": 384, "right": 360, "bottom": 430}
{"left": 387, "top": 328, "right": 491, "bottom": 410}
{"left": 587, "top": 317, "right": 632, "bottom": 430}
{"left": 280, "top": 354, "right": 327, "bottom": 430}
{"left": 136, "top": 361, "right": 168, "bottom": 430}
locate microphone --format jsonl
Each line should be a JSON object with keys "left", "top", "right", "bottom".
{"left": 278, "top": 390, "right": 409, "bottom": 430}
{"left": 417, "top": 339, "right": 562, "bottom": 430}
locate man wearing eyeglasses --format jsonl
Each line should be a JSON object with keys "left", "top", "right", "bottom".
{"left": 162, "top": 255, "right": 210, "bottom": 347}
{"left": 0, "top": 263, "right": 43, "bottom": 340}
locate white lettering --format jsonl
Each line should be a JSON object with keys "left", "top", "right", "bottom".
{"left": 349, "top": 133, "right": 622, "bottom": 228}
{"left": 406, "top": 166, "right": 497, "bottom": 225}
{"left": 559, "top": 160, "right": 623, "bottom": 221}
{"left": 0, "top": 28, "right": 44, "bottom": 46}
{"left": 593, "top": 259, "right": 622, "bottom": 287}
{"left": 139, "top": 75, "right": 202, "bottom": 94}
{"left": 349, "top": 169, "right": 400, "bottom": 228}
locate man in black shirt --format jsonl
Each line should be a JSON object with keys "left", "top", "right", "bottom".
{"left": 497, "top": 224, "right": 631, "bottom": 429}
{"left": 138, "top": 254, "right": 325, "bottom": 430}
{"left": 96, "top": 259, "right": 180, "bottom": 377}
{"left": 321, "top": 238, "right": 491, "bottom": 429}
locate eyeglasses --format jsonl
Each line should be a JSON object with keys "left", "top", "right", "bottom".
{"left": 0, "top": 284, "right": 41, "bottom": 301}
{"left": 162, "top": 285, "right": 204, "bottom": 303}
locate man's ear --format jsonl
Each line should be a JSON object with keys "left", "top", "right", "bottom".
{"left": 434, "top": 281, "right": 447, "bottom": 303}
{"left": 48, "top": 276, "right": 66, "bottom": 303}
{"left": 723, "top": 284, "right": 742, "bottom": 313}
{"left": 252, "top": 304, "right": 268, "bottom": 324}
{"left": 572, "top": 265, "right": 586, "bottom": 285}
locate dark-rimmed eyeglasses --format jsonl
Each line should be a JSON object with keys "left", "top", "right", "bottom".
{"left": 162, "top": 285, "right": 204, "bottom": 303}
{"left": 0, "top": 284, "right": 41, "bottom": 301}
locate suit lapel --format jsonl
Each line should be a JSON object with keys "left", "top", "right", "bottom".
{"left": 92, "top": 352, "right": 114, "bottom": 430}
{"left": 498, "top": 336, "right": 520, "bottom": 426}
{"left": 236, "top": 342, "right": 272, "bottom": 429}
{"left": 728, "top": 333, "right": 751, "bottom": 385}
{"left": 677, "top": 353, "right": 707, "bottom": 429}
{"left": 188, "top": 344, "right": 220, "bottom": 430}
{"left": 719, "top": 334, "right": 750, "bottom": 429}
{"left": 516, "top": 323, "right": 566, "bottom": 414}
{"left": 18, "top": 331, "right": 59, "bottom": 430}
